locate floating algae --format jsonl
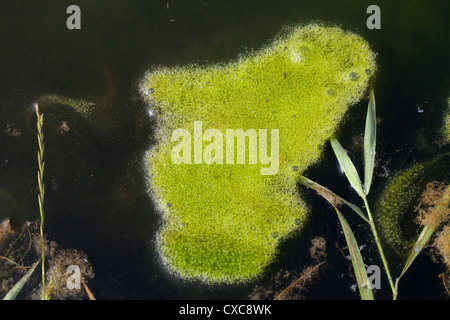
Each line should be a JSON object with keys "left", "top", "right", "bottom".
{"left": 374, "top": 152, "right": 450, "bottom": 259}
{"left": 140, "top": 24, "right": 376, "bottom": 283}
{"left": 37, "top": 94, "right": 94, "bottom": 116}
{"left": 442, "top": 98, "right": 450, "bottom": 144}
{"left": 34, "top": 94, "right": 118, "bottom": 135}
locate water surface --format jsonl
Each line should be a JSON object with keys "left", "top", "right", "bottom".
{"left": 0, "top": 0, "right": 449, "bottom": 299}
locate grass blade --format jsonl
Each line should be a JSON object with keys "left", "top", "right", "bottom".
{"left": 334, "top": 205, "right": 374, "bottom": 300}
{"left": 364, "top": 82, "right": 376, "bottom": 195}
{"left": 394, "top": 224, "right": 438, "bottom": 299}
{"left": 299, "top": 175, "right": 374, "bottom": 299}
{"left": 2, "top": 261, "right": 40, "bottom": 300}
{"left": 299, "top": 175, "right": 369, "bottom": 222}
{"left": 394, "top": 185, "right": 450, "bottom": 299}
{"left": 400, "top": 225, "right": 435, "bottom": 279}
{"left": 330, "top": 138, "right": 365, "bottom": 199}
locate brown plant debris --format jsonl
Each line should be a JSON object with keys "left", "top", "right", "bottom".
{"left": 434, "top": 225, "right": 450, "bottom": 270}
{"left": 249, "top": 236, "right": 327, "bottom": 300}
{"left": 273, "top": 261, "right": 326, "bottom": 300}
{"left": 0, "top": 220, "right": 95, "bottom": 300}
{"left": 5, "top": 124, "right": 21, "bottom": 137}
{"left": 415, "top": 181, "right": 450, "bottom": 228}
{"left": 309, "top": 236, "right": 327, "bottom": 263}
{"left": 42, "top": 248, "right": 95, "bottom": 300}
{"left": 0, "top": 220, "right": 33, "bottom": 281}
{"left": 414, "top": 181, "right": 450, "bottom": 294}
{"left": 439, "top": 270, "right": 450, "bottom": 296}
{"left": 0, "top": 219, "right": 16, "bottom": 249}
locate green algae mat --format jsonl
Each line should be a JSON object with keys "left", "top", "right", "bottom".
{"left": 140, "top": 23, "right": 376, "bottom": 284}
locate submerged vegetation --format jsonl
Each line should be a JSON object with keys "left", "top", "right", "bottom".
{"left": 374, "top": 154, "right": 450, "bottom": 259}
{"left": 249, "top": 236, "right": 327, "bottom": 300}
{"left": 140, "top": 23, "right": 376, "bottom": 283}
{"left": 37, "top": 95, "right": 94, "bottom": 117}
{"left": 0, "top": 220, "right": 95, "bottom": 300}
{"left": 444, "top": 99, "right": 450, "bottom": 144}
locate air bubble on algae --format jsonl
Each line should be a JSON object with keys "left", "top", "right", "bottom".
{"left": 326, "top": 88, "right": 337, "bottom": 97}
{"left": 140, "top": 23, "right": 376, "bottom": 284}
{"left": 349, "top": 72, "right": 359, "bottom": 81}
{"left": 147, "top": 108, "right": 157, "bottom": 119}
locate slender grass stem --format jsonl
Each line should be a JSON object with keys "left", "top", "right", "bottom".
{"left": 362, "top": 197, "right": 396, "bottom": 296}
{"left": 35, "top": 104, "right": 47, "bottom": 297}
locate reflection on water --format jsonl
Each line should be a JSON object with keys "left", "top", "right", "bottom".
{"left": 0, "top": 0, "right": 449, "bottom": 299}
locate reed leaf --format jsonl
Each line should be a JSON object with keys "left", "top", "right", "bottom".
{"left": 2, "top": 261, "right": 39, "bottom": 300}
{"left": 364, "top": 82, "right": 376, "bottom": 195}
{"left": 298, "top": 175, "right": 373, "bottom": 299}
{"left": 394, "top": 185, "right": 450, "bottom": 299}
{"left": 299, "top": 175, "right": 369, "bottom": 222}
{"left": 334, "top": 206, "right": 374, "bottom": 300}
{"left": 393, "top": 224, "right": 437, "bottom": 299}
{"left": 330, "top": 138, "right": 365, "bottom": 199}
{"left": 400, "top": 225, "right": 434, "bottom": 279}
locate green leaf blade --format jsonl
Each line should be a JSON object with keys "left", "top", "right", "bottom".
{"left": 330, "top": 138, "right": 365, "bottom": 199}
{"left": 298, "top": 175, "right": 374, "bottom": 299}
{"left": 334, "top": 206, "right": 374, "bottom": 300}
{"left": 364, "top": 83, "right": 376, "bottom": 195}
{"left": 396, "top": 185, "right": 450, "bottom": 290}
{"left": 298, "top": 175, "right": 369, "bottom": 222}
{"left": 2, "top": 261, "right": 40, "bottom": 300}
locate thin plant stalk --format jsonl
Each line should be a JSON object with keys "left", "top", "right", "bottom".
{"left": 363, "top": 84, "right": 395, "bottom": 296}
{"left": 330, "top": 137, "right": 396, "bottom": 296}
{"left": 35, "top": 104, "right": 47, "bottom": 296}
{"left": 362, "top": 197, "right": 395, "bottom": 295}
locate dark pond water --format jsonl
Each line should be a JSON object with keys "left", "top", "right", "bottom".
{"left": 0, "top": 0, "right": 449, "bottom": 300}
